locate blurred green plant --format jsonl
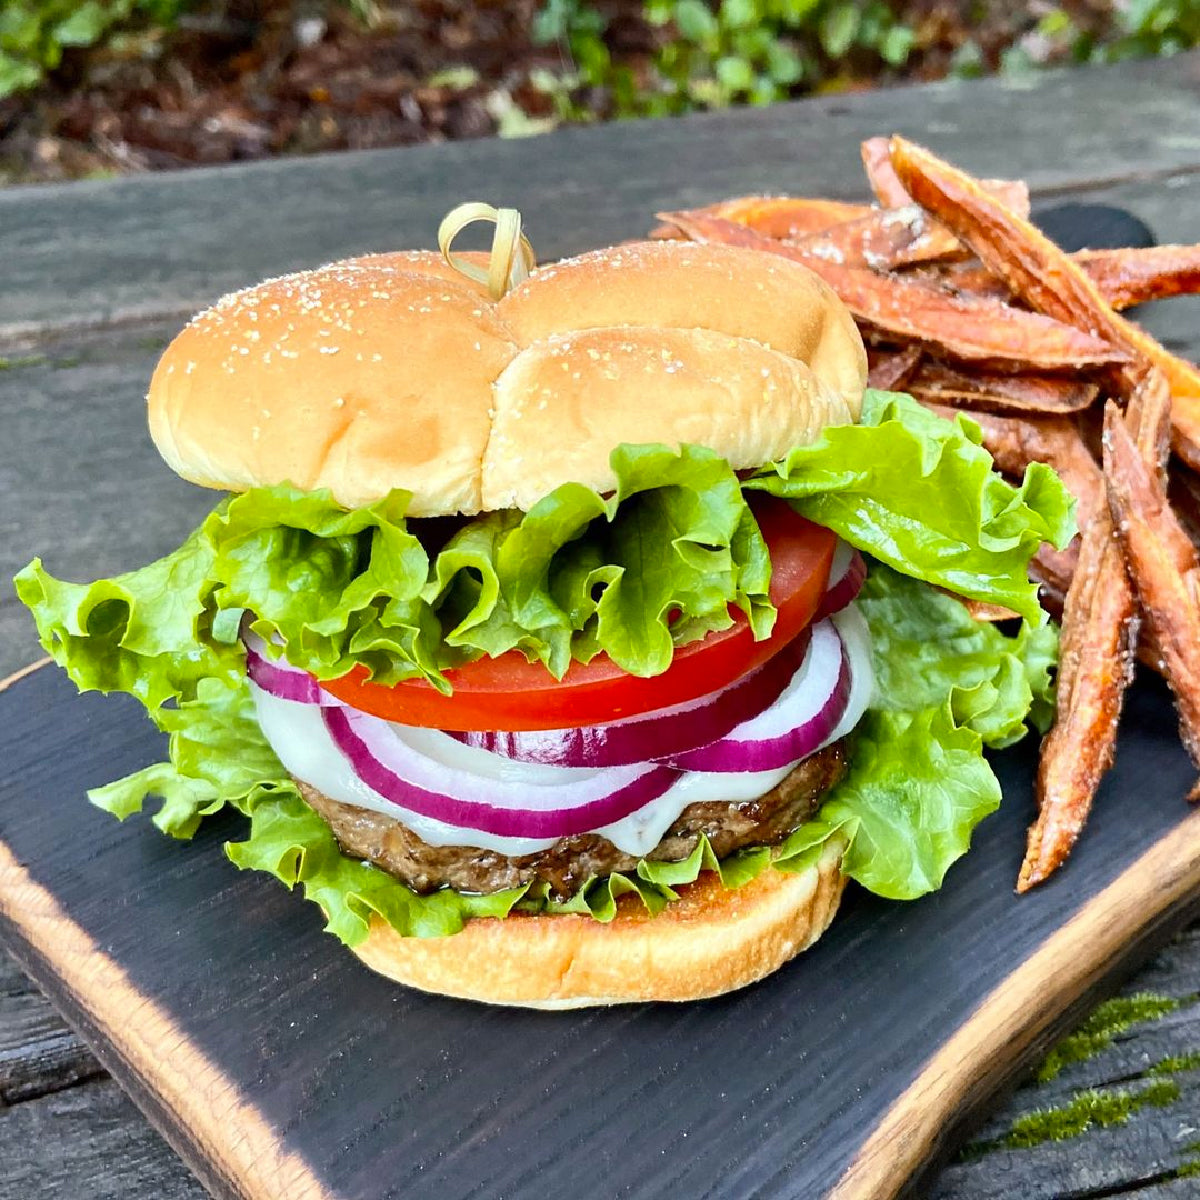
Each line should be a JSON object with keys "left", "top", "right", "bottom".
{"left": 0, "top": 0, "right": 191, "bottom": 98}
{"left": 1063, "top": 0, "right": 1200, "bottom": 62}
{"left": 951, "top": 1, "right": 1200, "bottom": 83}
{"left": 533, "top": 0, "right": 1200, "bottom": 118}
{"left": 533, "top": 0, "right": 918, "bottom": 116}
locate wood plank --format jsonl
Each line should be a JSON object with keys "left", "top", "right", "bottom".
{"left": 1, "top": 658, "right": 1198, "bottom": 1200}
{"left": 1, "top": 53, "right": 1198, "bottom": 343}
{"left": 0, "top": 951, "right": 101, "bottom": 1104}
{"left": 2, "top": 170, "right": 1197, "bottom": 680}
{"left": 0, "top": 1077, "right": 207, "bottom": 1200}
{"left": 931, "top": 1072, "right": 1200, "bottom": 1199}
{"left": 931, "top": 956, "right": 1200, "bottom": 1197}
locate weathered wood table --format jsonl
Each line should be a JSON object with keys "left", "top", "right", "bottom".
{"left": 3, "top": 53, "right": 1200, "bottom": 1198}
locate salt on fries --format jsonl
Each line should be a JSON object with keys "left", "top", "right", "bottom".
{"left": 652, "top": 140, "right": 1200, "bottom": 889}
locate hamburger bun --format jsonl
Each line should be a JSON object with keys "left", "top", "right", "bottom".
{"left": 149, "top": 235, "right": 867, "bottom": 1005}
{"left": 352, "top": 838, "right": 847, "bottom": 1007}
{"left": 148, "top": 241, "right": 866, "bottom": 515}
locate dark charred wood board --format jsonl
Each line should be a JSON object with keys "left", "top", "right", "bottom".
{"left": 3, "top": 52, "right": 1200, "bottom": 1200}
{"left": 2, "top": 664, "right": 1200, "bottom": 1200}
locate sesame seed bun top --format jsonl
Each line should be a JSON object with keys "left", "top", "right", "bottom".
{"left": 147, "top": 240, "right": 866, "bottom": 516}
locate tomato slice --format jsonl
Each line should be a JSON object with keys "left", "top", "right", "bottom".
{"left": 322, "top": 498, "right": 836, "bottom": 731}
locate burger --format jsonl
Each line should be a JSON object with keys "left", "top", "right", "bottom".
{"left": 14, "top": 210, "right": 1071, "bottom": 1007}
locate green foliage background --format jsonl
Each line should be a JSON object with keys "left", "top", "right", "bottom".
{"left": 0, "top": 0, "right": 189, "bottom": 98}
{"left": 531, "top": 0, "right": 1200, "bottom": 117}
{"left": 3, "top": 1, "right": 1200, "bottom": 112}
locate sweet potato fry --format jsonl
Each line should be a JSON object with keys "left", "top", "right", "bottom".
{"left": 648, "top": 196, "right": 872, "bottom": 242}
{"left": 861, "top": 137, "right": 1031, "bottom": 218}
{"left": 1018, "top": 371, "right": 1173, "bottom": 889}
{"left": 861, "top": 137, "right": 913, "bottom": 209}
{"left": 959, "top": 598, "right": 1021, "bottom": 622}
{"left": 1018, "top": 505, "right": 1138, "bottom": 891}
{"left": 1105, "top": 398, "right": 1200, "bottom": 773}
{"left": 909, "top": 362, "right": 1099, "bottom": 414}
{"left": 1168, "top": 466, "right": 1200, "bottom": 551}
{"left": 655, "top": 200, "right": 964, "bottom": 269}
{"left": 920, "top": 260, "right": 1012, "bottom": 300}
{"left": 657, "top": 211, "right": 1130, "bottom": 371}
{"left": 888, "top": 136, "right": 1200, "bottom": 469}
{"left": 867, "top": 345, "right": 923, "bottom": 390}
{"left": 791, "top": 206, "right": 962, "bottom": 270}
{"left": 1028, "top": 550, "right": 1072, "bottom": 616}
{"left": 1076, "top": 245, "right": 1200, "bottom": 310}
{"left": 936, "top": 247, "right": 1200, "bottom": 310}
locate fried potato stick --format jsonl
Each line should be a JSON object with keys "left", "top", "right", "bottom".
{"left": 861, "top": 137, "right": 1031, "bottom": 218}
{"left": 1018, "top": 372, "right": 1172, "bottom": 889}
{"left": 899, "top": 246, "right": 1200, "bottom": 311}
{"left": 791, "top": 206, "right": 961, "bottom": 270}
{"left": 1019, "top": 502, "right": 1137, "bottom": 891}
{"left": 888, "top": 136, "right": 1200, "bottom": 468}
{"left": 867, "top": 345, "right": 923, "bottom": 391}
{"left": 1105, "top": 395, "right": 1200, "bottom": 780}
{"left": 1075, "top": 245, "right": 1200, "bottom": 310}
{"left": 861, "top": 137, "right": 913, "bottom": 209}
{"left": 909, "top": 362, "right": 1099, "bottom": 414}
{"left": 657, "top": 212, "right": 1129, "bottom": 370}
{"left": 648, "top": 196, "right": 872, "bottom": 242}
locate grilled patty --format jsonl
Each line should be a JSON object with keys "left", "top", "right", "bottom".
{"left": 297, "top": 740, "right": 848, "bottom": 899}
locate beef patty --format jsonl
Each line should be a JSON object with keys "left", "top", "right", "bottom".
{"left": 297, "top": 740, "right": 847, "bottom": 899}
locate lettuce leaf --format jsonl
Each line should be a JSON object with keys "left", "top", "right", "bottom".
{"left": 856, "top": 565, "right": 1058, "bottom": 749}
{"left": 14, "top": 531, "right": 234, "bottom": 713}
{"left": 58, "top": 560, "right": 1033, "bottom": 942}
{"left": 17, "top": 399, "right": 1070, "bottom": 706}
{"left": 12, "top": 399, "right": 1071, "bottom": 942}
{"left": 748, "top": 390, "right": 1075, "bottom": 622}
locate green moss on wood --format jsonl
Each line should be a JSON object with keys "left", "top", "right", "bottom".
{"left": 1036, "top": 992, "right": 1184, "bottom": 1082}
{"left": 962, "top": 1078, "right": 1181, "bottom": 1157}
{"left": 1151, "top": 1051, "right": 1200, "bottom": 1076}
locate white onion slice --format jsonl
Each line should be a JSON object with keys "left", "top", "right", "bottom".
{"left": 815, "top": 546, "right": 866, "bottom": 622}
{"left": 664, "top": 620, "right": 850, "bottom": 772}
{"left": 823, "top": 605, "right": 876, "bottom": 745}
{"left": 450, "top": 629, "right": 810, "bottom": 768}
{"left": 321, "top": 706, "right": 680, "bottom": 840}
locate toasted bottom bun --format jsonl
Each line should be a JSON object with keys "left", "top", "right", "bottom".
{"left": 352, "top": 840, "right": 847, "bottom": 1008}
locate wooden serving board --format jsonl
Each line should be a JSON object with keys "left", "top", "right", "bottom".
{"left": 0, "top": 659, "right": 1198, "bottom": 1200}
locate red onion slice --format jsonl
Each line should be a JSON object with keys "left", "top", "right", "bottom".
{"left": 450, "top": 627, "right": 812, "bottom": 768}
{"left": 242, "top": 632, "right": 346, "bottom": 707}
{"left": 663, "top": 620, "right": 851, "bottom": 772}
{"left": 815, "top": 544, "right": 866, "bottom": 622}
{"left": 322, "top": 707, "right": 680, "bottom": 840}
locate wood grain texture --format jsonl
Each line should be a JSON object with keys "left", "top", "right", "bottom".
{"left": 0, "top": 951, "right": 101, "bottom": 1104}
{"left": 0, "top": 835, "right": 330, "bottom": 1200}
{"left": 1, "top": 663, "right": 1198, "bottom": 1200}
{"left": 1, "top": 1078, "right": 208, "bottom": 1200}
{"left": 1, "top": 54, "right": 1198, "bottom": 344}
{"left": 834, "top": 812, "right": 1200, "bottom": 1198}
{"left": 932, "top": 943, "right": 1200, "bottom": 1198}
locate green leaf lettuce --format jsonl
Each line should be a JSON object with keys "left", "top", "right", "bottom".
{"left": 12, "top": 397, "right": 1071, "bottom": 943}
